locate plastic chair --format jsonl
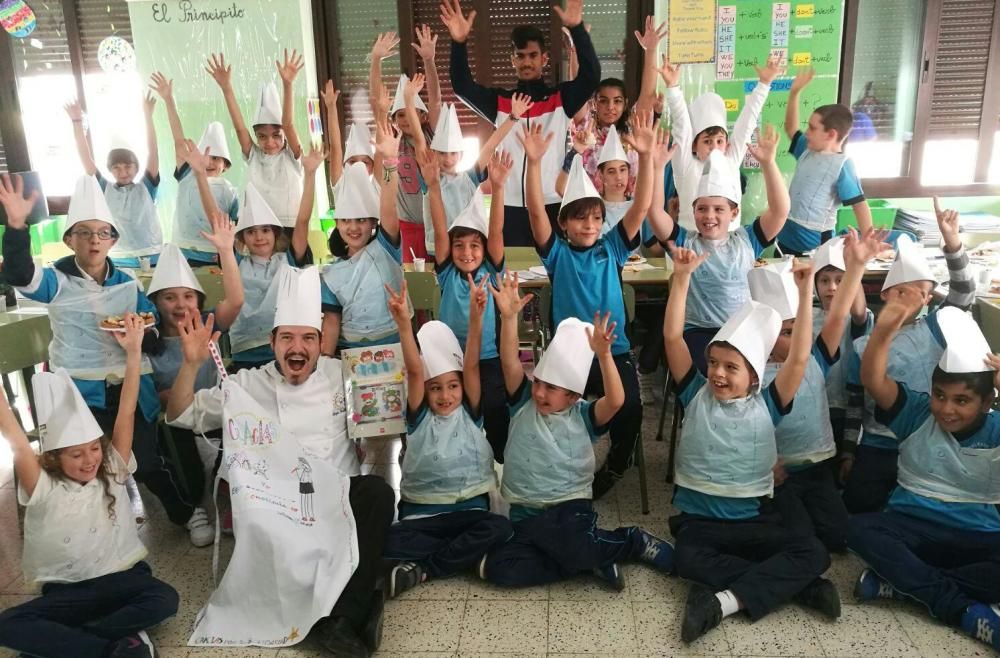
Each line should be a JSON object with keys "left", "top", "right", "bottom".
{"left": 405, "top": 272, "right": 440, "bottom": 322}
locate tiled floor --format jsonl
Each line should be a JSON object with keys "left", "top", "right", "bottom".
{"left": 0, "top": 399, "right": 993, "bottom": 657}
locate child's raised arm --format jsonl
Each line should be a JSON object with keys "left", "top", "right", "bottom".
{"left": 785, "top": 67, "right": 814, "bottom": 140}
{"left": 475, "top": 93, "right": 533, "bottom": 172}
{"left": 646, "top": 127, "right": 678, "bottom": 241}
{"left": 386, "top": 280, "right": 424, "bottom": 413}
{"left": 110, "top": 313, "right": 145, "bottom": 462}
{"left": 486, "top": 149, "right": 513, "bottom": 265}
{"left": 205, "top": 53, "right": 253, "bottom": 158}
{"left": 663, "top": 244, "right": 706, "bottom": 383}
{"left": 589, "top": 311, "right": 624, "bottom": 427}
{"left": 464, "top": 274, "right": 488, "bottom": 414}
{"left": 369, "top": 32, "right": 399, "bottom": 118}
{"left": 934, "top": 197, "right": 977, "bottom": 311}
{"left": 632, "top": 16, "right": 667, "bottom": 115}
{"left": 749, "top": 125, "right": 789, "bottom": 242}
{"left": 321, "top": 80, "right": 343, "bottom": 185}
{"left": 200, "top": 210, "right": 244, "bottom": 330}
{"left": 817, "top": 228, "right": 886, "bottom": 354}
{"left": 142, "top": 91, "right": 159, "bottom": 179}
{"left": 64, "top": 101, "right": 98, "bottom": 176}
{"left": 0, "top": 373, "right": 39, "bottom": 496}
{"left": 403, "top": 73, "right": 429, "bottom": 155}
{"left": 518, "top": 125, "right": 555, "bottom": 247}
{"left": 375, "top": 115, "right": 402, "bottom": 241}
{"left": 659, "top": 57, "right": 690, "bottom": 172}
{"left": 179, "top": 139, "right": 221, "bottom": 219}
{"left": 277, "top": 48, "right": 305, "bottom": 159}
{"left": 418, "top": 149, "right": 449, "bottom": 265}
{"left": 412, "top": 24, "right": 442, "bottom": 129}
{"left": 293, "top": 143, "right": 326, "bottom": 264}
{"left": 491, "top": 272, "right": 534, "bottom": 396}
{"left": 166, "top": 312, "right": 221, "bottom": 422}
{"left": 773, "top": 262, "right": 815, "bottom": 407}
{"left": 149, "top": 72, "right": 187, "bottom": 171}
{"left": 861, "top": 289, "right": 925, "bottom": 410}
{"left": 619, "top": 110, "right": 657, "bottom": 240}
{"left": 555, "top": 121, "right": 593, "bottom": 197}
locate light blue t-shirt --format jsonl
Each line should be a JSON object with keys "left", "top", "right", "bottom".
{"left": 436, "top": 257, "right": 502, "bottom": 360}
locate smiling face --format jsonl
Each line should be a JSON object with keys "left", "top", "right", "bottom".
{"left": 706, "top": 343, "right": 756, "bottom": 400}
{"left": 110, "top": 161, "right": 139, "bottom": 186}
{"left": 532, "top": 378, "right": 579, "bottom": 414}
{"left": 511, "top": 41, "right": 547, "bottom": 81}
{"left": 693, "top": 128, "right": 729, "bottom": 160}
{"left": 241, "top": 225, "right": 278, "bottom": 258}
{"left": 594, "top": 85, "right": 626, "bottom": 127}
{"left": 154, "top": 287, "right": 201, "bottom": 335}
{"left": 426, "top": 371, "right": 463, "bottom": 415}
{"left": 437, "top": 151, "right": 462, "bottom": 174}
{"left": 271, "top": 326, "right": 321, "bottom": 386}
{"left": 558, "top": 199, "right": 605, "bottom": 248}
{"left": 205, "top": 156, "right": 230, "bottom": 177}
{"left": 815, "top": 267, "right": 845, "bottom": 310}
{"left": 693, "top": 197, "right": 738, "bottom": 239}
{"left": 337, "top": 217, "right": 376, "bottom": 255}
{"left": 930, "top": 379, "right": 992, "bottom": 435}
{"left": 450, "top": 230, "right": 485, "bottom": 274}
{"left": 254, "top": 124, "right": 285, "bottom": 155}
{"left": 63, "top": 219, "right": 118, "bottom": 269}
{"left": 57, "top": 438, "right": 104, "bottom": 484}
{"left": 598, "top": 160, "right": 630, "bottom": 201}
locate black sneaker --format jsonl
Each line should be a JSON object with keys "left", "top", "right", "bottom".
{"left": 795, "top": 577, "right": 841, "bottom": 619}
{"left": 389, "top": 561, "right": 424, "bottom": 599}
{"left": 363, "top": 591, "right": 385, "bottom": 654}
{"left": 592, "top": 468, "right": 617, "bottom": 500}
{"left": 108, "top": 633, "right": 155, "bottom": 657}
{"left": 318, "top": 616, "right": 369, "bottom": 658}
{"left": 593, "top": 562, "right": 626, "bottom": 591}
{"left": 681, "top": 585, "right": 723, "bottom": 644}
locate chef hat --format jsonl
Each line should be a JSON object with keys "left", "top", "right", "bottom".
{"left": 147, "top": 243, "right": 204, "bottom": 296}
{"left": 335, "top": 162, "right": 381, "bottom": 220}
{"left": 710, "top": 301, "right": 782, "bottom": 391}
{"left": 253, "top": 81, "right": 283, "bottom": 126}
{"left": 33, "top": 369, "right": 105, "bottom": 452}
{"left": 107, "top": 131, "right": 138, "bottom": 168}
{"left": 197, "top": 121, "right": 232, "bottom": 166}
{"left": 813, "top": 235, "right": 847, "bottom": 273}
{"left": 748, "top": 259, "right": 799, "bottom": 321}
{"left": 881, "top": 234, "right": 936, "bottom": 291}
{"left": 695, "top": 149, "right": 741, "bottom": 205}
{"left": 450, "top": 188, "right": 488, "bottom": 237}
{"left": 389, "top": 74, "right": 428, "bottom": 116}
{"left": 533, "top": 318, "right": 594, "bottom": 395}
{"left": 235, "top": 182, "right": 282, "bottom": 233}
{"left": 65, "top": 175, "right": 118, "bottom": 234}
{"left": 273, "top": 266, "right": 322, "bottom": 330}
{"left": 417, "top": 320, "right": 464, "bottom": 380}
{"left": 343, "top": 121, "right": 375, "bottom": 163}
{"left": 690, "top": 92, "right": 729, "bottom": 139}
{"left": 936, "top": 307, "right": 995, "bottom": 374}
{"left": 597, "top": 125, "right": 629, "bottom": 166}
{"left": 429, "top": 103, "right": 464, "bottom": 153}
{"left": 560, "top": 154, "right": 602, "bottom": 213}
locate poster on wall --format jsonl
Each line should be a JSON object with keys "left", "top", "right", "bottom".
{"left": 668, "top": 0, "right": 717, "bottom": 64}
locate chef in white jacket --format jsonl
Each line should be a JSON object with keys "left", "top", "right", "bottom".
{"left": 165, "top": 267, "right": 394, "bottom": 658}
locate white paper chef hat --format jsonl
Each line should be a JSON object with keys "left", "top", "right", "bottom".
{"left": 560, "top": 154, "right": 602, "bottom": 213}
{"left": 343, "top": 121, "right": 375, "bottom": 163}
{"left": 253, "top": 81, "right": 282, "bottom": 126}
{"left": 936, "top": 306, "right": 996, "bottom": 374}
{"left": 197, "top": 121, "right": 232, "bottom": 166}
{"left": 597, "top": 125, "right": 629, "bottom": 166}
{"left": 710, "top": 301, "right": 782, "bottom": 391}
{"left": 107, "top": 131, "right": 137, "bottom": 166}
{"left": 695, "top": 149, "right": 741, "bottom": 205}
{"left": 147, "top": 243, "right": 204, "bottom": 296}
{"left": 236, "top": 182, "right": 283, "bottom": 233}
{"left": 690, "top": 92, "right": 729, "bottom": 139}
{"left": 33, "top": 369, "right": 105, "bottom": 452}
{"left": 748, "top": 259, "right": 799, "bottom": 321}
{"left": 533, "top": 318, "right": 594, "bottom": 395}
{"left": 336, "top": 162, "right": 381, "bottom": 220}
{"left": 273, "top": 266, "right": 322, "bottom": 330}
{"left": 389, "top": 74, "right": 428, "bottom": 116}
{"left": 450, "top": 188, "right": 488, "bottom": 237}
{"left": 881, "top": 234, "right": 936, "bottom": 291}
{"left": 813, "top": 235, "right": 847, "bottom": 273}
{"left": 430, "top": 103, "right": 464, "bottom": 153}
{"left": 66, "top": 175, "right": 118, "bottom": 234}
{"left": 417, "top": 320, "right": 464, "bottom": 380}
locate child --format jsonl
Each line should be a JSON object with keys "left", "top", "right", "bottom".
{"left": 850, "top": 300, "right": 1000, "bottom": 653}
{"left": 149, "top": 72, "right": 239, "bottom": 265}
{"left": 381, "top": 279, "right": 512, "bottom": 597}
{"left": 750, "top": 229, "right": 883, "bottom": 553}
{"left": 402, "top": 71, "right": 532, "bottom": 256}
{"left": 0, "top": 315, "right": 179, "bottom": 658}
{"left": 662, "top": 248, "right": 837, "bottom": 643}
{"left": 64, "top": 94, "right": 163, "bottom": 268}
{"left": 482, "top": 273, "right": 674, "bottom": 588}
{"left": 647, "top": 125, "right": 790, "bottom": 374}
{"left": 661, "top": 55, "right": 783, "bottom": 231}
{"left": 779, "top": 67, "right": 872, "bottom": 255}
{"left": 0, "top": 173, "right": 197, "bottom": 536}
{"left": 320, "top": 117, "right": 405, "bottom": 355}
{"left": 842, "top": 199, "right": 976, "bottom": 512}
{"left": 522, "top": 109, "right": 656, "bottom": 497}
{"left": 421, "top": 147, "right": 514, "bottom": 459}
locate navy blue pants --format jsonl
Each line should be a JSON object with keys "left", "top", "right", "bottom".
{"left": 0, "top": 561, "right": 178, "bottom": 658}
{"left": 848, "top": 511, "right": 1000, "bottom": 626}
{"left": 670, "top": 512, "right": 831, "bottom": 621}
{"left": 484, "top": 499, "right": 643, "bottom": 586}
{"left": 479, "top": 358, "right": 510, "bottom": 463}
{"left": 843, "top": 444, "right": 899, "bottom": 514}
{"left": 774, "top": 460, "right": 850, "bottom": 553}
{"left": 585, "top": 352, "right": 641, "bottom": 478}
{"left": 383, "top": 509, "right": 512, "bottom": 578}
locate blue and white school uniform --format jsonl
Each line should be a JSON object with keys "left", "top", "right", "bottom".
{"left": 96, "top": 171, "right": 162, "bottom": 268}
{"left": 172, "top": 164, "right": 240, "bottom": 264}
{"left": 229, "top": 251, "right": 300, "bottom": 365}
{"left": 812, "top": 308, "right": 873, "bottom": 413}
{"left": 245, "top": 143, "right": 304, "bottom": 228}
{"left": 421, "top": 168, "right": 486, "bottom": 255}
{"left": 600, "top": 199, "right": 656, "bottom": 255}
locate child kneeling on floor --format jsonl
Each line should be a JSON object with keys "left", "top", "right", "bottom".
{"left": 663, "top": 247, "right": 838, "bottom": 644}
{"left": 849, "top": 298, "right": 1000, "bottom": 653}
{"left": 0, "top": 315, "right": 178, "bottom": 658}
{"left": 382, "top": 279, "right": 513, "bottom": 598}
{"left": 481, "top": 273, "right": 673, "bottom": 589}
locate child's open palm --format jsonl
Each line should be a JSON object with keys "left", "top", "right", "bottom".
{"left": 276, "top": 48, "right": 304, "bottom": 85}
{"left": 404, "top": 73, "right": 426, "bottom": 101}
{"left": 622, "top": 110, "right": 657, "bottom": 154}
{"left": 384, "top": 281, "right": 410, "bottom": 325}
{"left": 112, "top": 313, "right": 146, "bottom": 355}
{"left": 201, "top": 210, "right": 236, "bottom": 252}
{"left": 375, "top": 116, "right": 401, "bottom": 159}
{"left": 321, "top": 79, "right": 340, "bottom": 108}
{"left": 63, "top": 100, "right": 83, "bottom": 122}
{"left": 652, "top": 127, "right": 677, "bottom": 168}
{"left": 587, "top": 311, "right": 617, "bottom": 357}
{"left": 843, "top": 226, "right": 890, "bottom": 267}
{"left": 488, "top": 149, "right": 515, "bottom": 187}
{"left": 489, "top": 272, "right": 534, "bottom": 318}
{"left": 179, "top": 312, "right": 220, "bottom": 365}
{"left": 658, "top": 54, "right": 681, "bottom": 88}
{"left": 417, "top": 149, "right": 441, "bottom": 185}
{"left": 142, "top": 91, "right": 156, "bottom": 117}
{"left": 510, "top": 92, "right": 533, "bottom": 120}
{"left": 517, "top": 124, "right": 553, "bottom": 163}
{"left": 754, "top": 56, "right": 785, "bottom": 85}
{"left": 667, "top": 243, "right": 708, "bottom": 276}
{"left": 634, "top": 15, "right": 667, "bottom": 52}
{"left": 747, "top": 125, "right": 780, "bottom": 164}
{"left": 412, "top": 24, "right": 438, "bottom": 62}
{"left": 179, "top": 139, "right": 211, "bottom": 174}
{"left": 791, "top": 67, "right": 815, "bottom": 93}
{"left": 0, "top": 174, "right": 38, "bottom": 230}
{"left": 204, "top": 53, "right": 232, "bottom": 88}
{"left": 372, "top": 32, "right": 400, "bottom": 61}
{"left": 302, "top": 142, "right": 327, "bottom": 173}
{"left": 149, "top": 72, "right": 173, "bottom": 100}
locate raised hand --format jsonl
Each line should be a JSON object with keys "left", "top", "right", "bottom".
{"left": 878, "top": 285, "right": 926, "bottom": 329}
{"left": 488, "top": 149, "right": 515, "bottom": 187}
{"left": 468, "top": 274, "right": 489, "bottom": 321}
{"left": 553, "top": 0, "right": 583, "bottom": 28}
{"left": 149, "top": 71, "right": 173, "bottom": 100}
{"left": 621, "top": 110, "right": 656, "bottom": 154}
{"left": 179, "top": 138, "right": 212, "bottom": 174}
{"left": 375, "top": 115, "right": 401, "bottom": 159}
{"left": 371, "top": 31, "right": 400, "bottom": 61}
{"left": 276, "top": 48, "right": 304, "bottom": 85}
{"left": 571, "top": 115, "right": 595, "bottom": 154}
{"left": 932, "top": 196, "right": 960, "bottom": 245}
{"left": 439, "top": 0, "right": 477, "bottom": 43}
{"left": 412, "top": 24, "right": 438, "bottom": 62}
{"left": 321, "top": 79, "right": 340, "bottom": 108}
{"left": 112, "top": 313, "right": 146, "bottom": 355}
{"left": 634, "top": 15, "right": 667, "bottom": 51}
{"left": 790, "top": 66, "right": 815, "bottom": 93}
{"left": 142, "top": 91, "right": 156, "bottom": 117}
{"left": 178, "top": 312, "right": 220, "bottom": 365}
{"left": 791, "top": 259, "right": 814, "bottom": 297}
{"left": 667, "top": 243, "right": 709, "bottom": 276}
{"left": 517, "top": 124, "right": 554, "bottom": 162}
{"left": 652, "top": 127, "right": 677, "bottom": 169}
{"left": 747, "top": 124, "right": 780, "bottom": 164}
{"left": 403, "top": 72, "right": 426, "bottom": 101}
{"left": 754, "top": 55, "right": 785, "bottom": 85}
{"left": 0, "top": 174, "right": 39, "bottom": 230}
{"left": 653, "top": 92, "right": 665, "bottom": 115}
{"left": 63, "top": 100, "right": 84, "bottom": 122}
{"left": 384, "top": 280, "right": 410, "bottom": 326}
{"left": 658, "top": 54, "right": 681, "bottom": 88}
{"left": 372, "top": 83, "right": 392, "bottom": 117}
{"left": 204, "top": 53, "right": 232, "bottom": 89}
{"left": 510, "top": 92, "right": 534, "bottom": 120}
{"left": 586, "top": 311, "right": 617, "bottom": 357}
{"left": 843, "top": 226, "right": 890, "bottom": 267}
{"left": 417, "top": 148, "right": 441, "bottom": 186}
{"left": 302, "top": 142, "right": 327, "bottom": 173}
{"left": 489, "top": 271, "right": 534, "bottom": 318}
{"left": 200, "top": 209, "right": 236, "bottom": 252}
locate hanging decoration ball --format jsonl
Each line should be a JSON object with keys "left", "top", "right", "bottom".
{"left": 0, "top": 0, "right": 37, "bottom": 38}
{"left": 97, "top": 35, "right": 136, "bottom": 73}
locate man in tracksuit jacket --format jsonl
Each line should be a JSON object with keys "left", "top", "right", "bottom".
{"left": 443, "top": 0, "right": 601, "bottom": 246}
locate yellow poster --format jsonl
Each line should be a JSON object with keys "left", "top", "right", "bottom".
{"left": 668, "top": 0, "right": 717, "bottom": 64}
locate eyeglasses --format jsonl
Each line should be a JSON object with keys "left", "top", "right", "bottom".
{"left": 69, "top": 229, "right": 117, "bottom": 241}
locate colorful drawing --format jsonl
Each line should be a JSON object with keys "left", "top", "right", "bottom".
{"left": 360, "top": 392, "right": 379, "bottom": 418}
{"left": 291, "top": 457, "right": 315, "bottom": 524}
{"left": 97, "top": 35, "right": 136, "bottom": 73}
{"left": 382, "top": 387, "right": 402, "bottom": 415}
{"left": 0, "top": 0, "right": 35, "bottom": 38}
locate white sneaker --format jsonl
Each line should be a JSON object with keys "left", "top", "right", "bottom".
{"left": 185, "top": 507, "right": 214, "bottom": 547}
{"left": 137, "top": 630, "right": 157, "bottom": 657}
